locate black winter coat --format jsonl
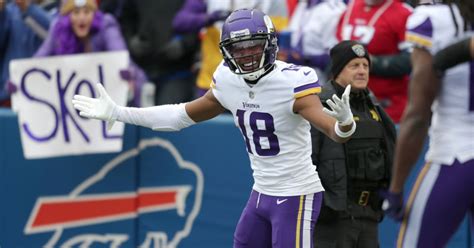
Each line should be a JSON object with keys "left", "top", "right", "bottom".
{"left": 311, "top": 81, "right": 396, "bottom": 221}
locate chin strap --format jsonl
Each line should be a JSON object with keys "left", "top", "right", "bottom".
{"left": 243, "top": 63, "right": 275, "bottom": 82}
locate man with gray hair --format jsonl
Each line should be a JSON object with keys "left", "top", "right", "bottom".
{"left": 311, "top": 40, "right": 396, "bottom": 248}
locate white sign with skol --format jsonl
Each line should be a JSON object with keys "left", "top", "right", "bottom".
{"left": 9, "top": 51, "right": 129, "bottom": 159}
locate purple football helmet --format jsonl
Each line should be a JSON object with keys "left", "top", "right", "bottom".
{"left": 219, "top": 9, "right": 278, "bottom": 81}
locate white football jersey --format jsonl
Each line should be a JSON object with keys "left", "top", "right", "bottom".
{"left": 406, "top": 4, "right": 474, "bottom": 165}
{"left": 211, "top": 60, "right": 324, "bottom": 196}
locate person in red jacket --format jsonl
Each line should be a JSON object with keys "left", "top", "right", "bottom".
{"left": 336, "top": 0, "right": 412, "bottom": 123}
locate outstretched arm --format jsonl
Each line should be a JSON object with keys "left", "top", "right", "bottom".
{"left": 382, "top": 47, "right": 441, "bottom": 221}
{"left": 185, "top": 90, "right": 226, "bottom": 122}
{"left": 389, "top": 47, "right": 440, "bottom": 194}
{"left": 72, "top": 84, "right": 225, "bottom": 131}
{"left": 294, "top": 85, "right": 355, "bottom": 143}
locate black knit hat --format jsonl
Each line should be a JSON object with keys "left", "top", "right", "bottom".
{"left": 329, "top": 40, "right": 371, "bottom": 79}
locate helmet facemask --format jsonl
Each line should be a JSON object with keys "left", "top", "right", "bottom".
{"left": 221, "top": 37, "right": 269, "bottom": 81}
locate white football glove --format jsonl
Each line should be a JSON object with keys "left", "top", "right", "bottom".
{"left": 72, "top": 83, "right": 118, "bottom": 130}
{"left": 322, "top": 84, "right": 353, "bottom": 126}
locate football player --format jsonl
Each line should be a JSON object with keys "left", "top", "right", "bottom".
{"left": 72, "top": 9, "right": 356, "bottom": 247}
{"left": 382, "top": 0, "right": 474, "bottom": 247}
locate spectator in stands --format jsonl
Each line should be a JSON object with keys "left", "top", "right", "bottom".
{"left": 336, "top": 0, "right": 412, "bottom": 123}
{"left": 0, "top": 0, "right": 53, "bottom": 107}
{"left": 382, "top": 0, "right": 474, "bottom": 247}
{"left": 172, "top": 0, "right": 293, "bottom": 97}
{"left": 280, "top": 0, "right": 346, "bottom": 83}
{"left": 114, "top": 0, "right": 200, "bottom": 105}
{"left": 35, "top": 0, "right": 147, "bottom": 106}
{"left": 311, "top": 40, "right": 396, "bottom": 248}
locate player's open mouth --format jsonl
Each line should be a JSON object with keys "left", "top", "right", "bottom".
{"left": 241, "top": 61, "right": 257, "bottom": 71}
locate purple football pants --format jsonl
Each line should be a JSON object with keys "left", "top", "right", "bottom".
{"left": 397, "top": 159, "right": 474, "bottom": 248}
{"left": 234, "top": 190, "right": 323, "bottom": 248}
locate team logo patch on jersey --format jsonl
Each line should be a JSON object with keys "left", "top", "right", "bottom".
{"left": 249, "top": 91, "right": 255, "bottom": 99}
{"left": 352, "top": 44, "right": 366, "bottom": 57}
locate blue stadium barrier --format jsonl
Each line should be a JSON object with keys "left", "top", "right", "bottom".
{"left": 0, "top": 108, "right": 470, "bottom": 247}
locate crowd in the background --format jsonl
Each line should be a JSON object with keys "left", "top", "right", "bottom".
{"left": 3, "top": 1, "right": 474, "bottom": 247}
{"left": 1, "top": 0, "right": 420, "bottom": 123}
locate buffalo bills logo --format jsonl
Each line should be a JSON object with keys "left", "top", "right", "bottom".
{"left": 24, "top": 138, "right": 204, "bottom": 247}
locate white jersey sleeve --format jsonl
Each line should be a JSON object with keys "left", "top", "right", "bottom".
{"left": 291, "top": 66, "right": 321, "bottom": 98}
{"left": 406, "top": 5, "right": 464, "bottom": 54}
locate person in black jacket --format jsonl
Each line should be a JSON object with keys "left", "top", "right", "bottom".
{"left": 311, "top": 40, "right": 396, "bottom": 248}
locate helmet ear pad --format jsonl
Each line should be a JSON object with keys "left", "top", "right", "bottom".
{"left": 219, "top": 8, "right": 279, "bottom": 81}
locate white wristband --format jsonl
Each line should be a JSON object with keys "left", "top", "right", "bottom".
{"left": 335, "top": 120, "right": 356, "bottom": 138}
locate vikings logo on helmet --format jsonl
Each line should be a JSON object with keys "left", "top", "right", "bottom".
{"left": 219, "top": 8, "right": 278, "bottom": 81}
{"left": 23, "top": 137, "right": 204, "bottom": 248}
